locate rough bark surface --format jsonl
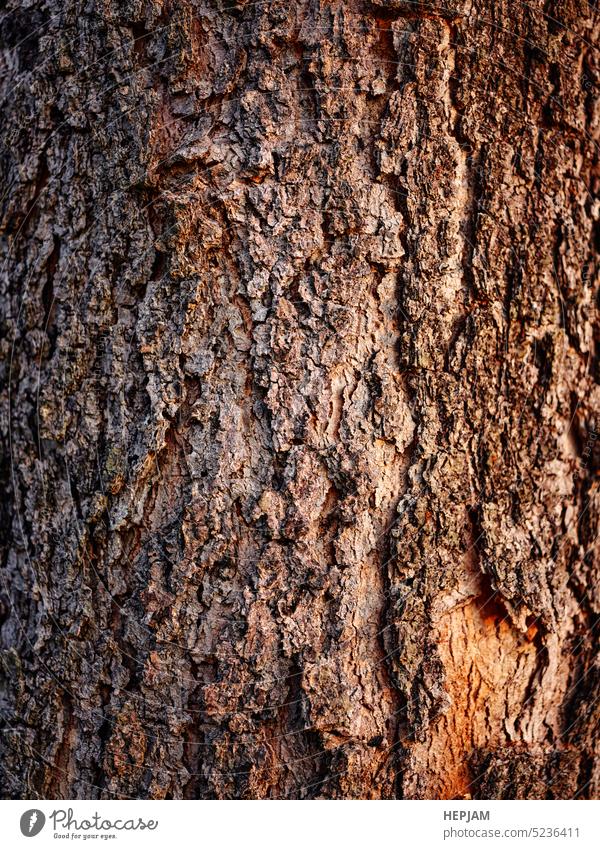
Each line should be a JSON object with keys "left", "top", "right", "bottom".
{"left": 0, "top": 0, "right": 599, "bottom": 800}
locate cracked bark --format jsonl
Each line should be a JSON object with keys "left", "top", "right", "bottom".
{"left": 1, "top": 0, "right": 599, "bottom": 800}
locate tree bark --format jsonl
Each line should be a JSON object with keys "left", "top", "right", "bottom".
{"left": 1, "top": 0, "right": 599, "bottom": 800}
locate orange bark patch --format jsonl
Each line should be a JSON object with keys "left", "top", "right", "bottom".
{"left": 415, "top": 590, "right": 541, "bottom": 799}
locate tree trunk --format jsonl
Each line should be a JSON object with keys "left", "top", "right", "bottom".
{"left": 1, "top": 0, "right": 599, "bottom": 800}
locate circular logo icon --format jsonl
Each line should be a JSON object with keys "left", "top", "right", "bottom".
{"left": 19, "top": 810, "right": 46, "bottom": 837}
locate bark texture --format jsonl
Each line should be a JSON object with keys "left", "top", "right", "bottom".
{"left": 1, "top": 0, "right": 599, "bottom": 800}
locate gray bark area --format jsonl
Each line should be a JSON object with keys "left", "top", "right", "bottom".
{"left": 0, "top": 0, "right": 599, "bottom": 799}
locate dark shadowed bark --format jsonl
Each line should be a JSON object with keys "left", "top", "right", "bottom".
{"left": 0, "top": 0, "right": 599, "bottom": 800}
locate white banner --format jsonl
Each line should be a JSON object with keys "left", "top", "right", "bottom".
{"left": 0, "top": 800, "right": 597, "bottom": 848}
